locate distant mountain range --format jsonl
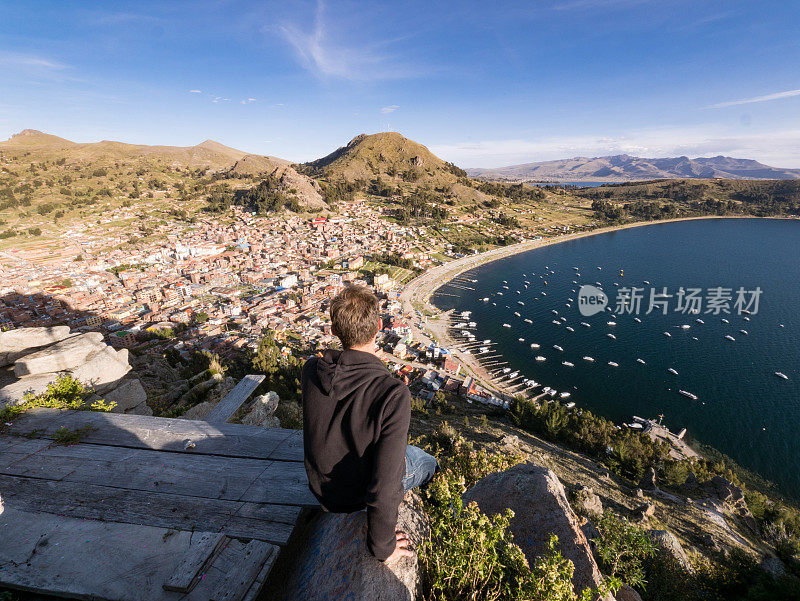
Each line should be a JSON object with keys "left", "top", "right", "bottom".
{"left": 467, "top": 154, "right": 800, "bottom": 182}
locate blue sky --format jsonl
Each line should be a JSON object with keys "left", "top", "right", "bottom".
{"left": 1, "top": 0, "right": 799, "bottom": 167}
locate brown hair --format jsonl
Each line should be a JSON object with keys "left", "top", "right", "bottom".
{"left": 329, "top": 285, "right": 380, "bottom": 349}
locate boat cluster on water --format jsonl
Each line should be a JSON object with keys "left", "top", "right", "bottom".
{"left": 444, "top": 262, "right": 792, "bottom": 414}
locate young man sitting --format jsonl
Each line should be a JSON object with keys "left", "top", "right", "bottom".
{"left": 302, "top": 285, "right": 438, "bottom": 563}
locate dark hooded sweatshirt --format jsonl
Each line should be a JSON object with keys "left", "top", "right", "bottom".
{"left": 302, "top": 348, "right": 410, "bottom": 561}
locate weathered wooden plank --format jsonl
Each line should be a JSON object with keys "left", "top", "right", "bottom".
{"left": 2, "top": 437, "right": 268, "bottom": 500}
{"left": 8, "top": 408, "right": 299, "bottom": 461}
{"left": 2, "top": 437, "right": 317, "bottom": 505}
{"left": 163, "top": 533, "right": 228, "bottom": 593}
{"left": 270, "top": 430, "right": 304, "bottom": 461}
{"left": 0, "top": 507, "right": 280, "bottom": 601}
{"left": 209, "top": 541, "right": 275, "bottom": 601}
{"left": 205, "top": 374, "right": 265, "bottom": 425}
{"left": 241, "top": 460, "right": 319, "bottom": 506}
{"left": 0, "top": 474, "right": 300, "bottom": 544}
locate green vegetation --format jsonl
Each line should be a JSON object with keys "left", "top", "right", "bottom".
{"left": 249, "top": 331, "right": 304, "bottom": 401}
{"left": 593, "top": 512, "right": 656, "bottom": 590}
{"left": 0, "top": 374, "right": 115, "bottom": 429}
{"left": 53, "top": 424, "right": 98, "bottom": 445}
{"left": 581, "top": 180, "right": 800, "bottom": 224}
{"left": 417, "top": 426, "right": 603, "bottom": 601}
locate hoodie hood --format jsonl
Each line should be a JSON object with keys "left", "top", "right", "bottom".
{"left": 316, "top": 348, "right": 390, "bottom": 397}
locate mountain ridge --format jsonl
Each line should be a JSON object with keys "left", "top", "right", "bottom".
{"left": 467, "top": 154, "right": 800, "bottom": 182}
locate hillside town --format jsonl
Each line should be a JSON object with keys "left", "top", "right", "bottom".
{"left": 0, "top": 198, "right": 514, "bottom": 411}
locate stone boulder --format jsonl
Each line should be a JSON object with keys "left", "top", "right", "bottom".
{"left": 272, "top": 492, "right": 427, "bottom": 601}
{"left": 574, "top": 485, "right": 604, "bottom": 518}
{"left": 0, "top": 373, "right": 61, "bottom": 404}
{"left": 242, "top": 391, "right": 280, "bottom": 427}
{"left": 102, "top": 379, "right": 149, "bottom": 413}
{"left": 647, "top": 530, "right": 694, "bottom": 574}
{"left": 69, "top": 346, "right": 131, "bottom": 393}
{"left": 14, "top": 332, "right": 105, "bottom": 376}
{"left": 0, "top": 327, "right": 133, "bottom": 405}
{"left": 0, "top": 326, "right": 71, "bottom": 366}
{"left": 633, "top": 502, "right": 656, "bottom": 521}
{"left": 463, "top": 462, "right": 605, "bottom": 596}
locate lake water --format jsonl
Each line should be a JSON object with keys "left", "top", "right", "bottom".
{"left": 432, "top": 218, "right": 800, "bottom": 499}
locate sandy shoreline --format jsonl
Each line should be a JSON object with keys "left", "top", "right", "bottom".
{"left": 399, "top": 215, "right": 791, "bottom": 398}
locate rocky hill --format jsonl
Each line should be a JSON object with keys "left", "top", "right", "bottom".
{"left": 468, "top": 154, "right": 800, "bottom": 183}
{"left": 0, "top": 129, "right": 324, "bottom": 210}
{"left": 303, "top": 132, "right": 489, "bottom": 205}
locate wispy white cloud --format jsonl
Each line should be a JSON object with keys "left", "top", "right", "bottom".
{"left": 276, "top": 0, "right": 420, "bottom": 81}
{"left": 381, "top": 105, "right": 399, "bottom": 114}
{"left": 189, "top": 89, "right": 202, "bottom": 94}
{"left": 0, "top": 51, "right": 68, "bottom": 71}
{"left": 431, "top": 126, "right": 800, "bottom": 169}
{"left": 704, "top": 89, "right": 800, "bottom": 109}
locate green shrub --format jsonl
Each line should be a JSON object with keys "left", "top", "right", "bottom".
{"left": 593, "top": 512, "right": 656, "bottom": 590}
{"left": 420, "top": 469, "right": 596, "bottom": 601}
{"left": 0, "top": 374, "right": 115, "bottom": 429}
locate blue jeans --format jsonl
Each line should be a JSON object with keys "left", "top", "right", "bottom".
{"left": 402, "top": 445, "right": 439, "bottom": 492}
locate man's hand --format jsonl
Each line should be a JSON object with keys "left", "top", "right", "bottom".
{"left": 383, "top": 528, "right": 414, "bottom": 563}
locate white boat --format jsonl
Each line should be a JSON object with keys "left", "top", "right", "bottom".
{"left": 553, "top": 345, "right": 563, "bottom": 351}
{"left": 497, "top": 292, "right": 503, "bottom": 295}
{"left": 696, "top": 318, "right": 704, "bottom": 324}
{"left": 552, "top": 319, "right": 561, "bottom": 325}
{"left": 562, "top": 361, "right": 574, "bottom": 367}
{"left": 479, "top": 347, "right": 489, "bottom": 353}
{"left": 608, "top": 361, "right": 619, "bottom": 367}
{"left": 564, "top": 401, "right": 575, "bottom": 408}
{"left": 468, "top": 321, "right": 476, "bottom": 327}
{"left": 535, "top": 356, "right": 546, "bottom": 362}
{"left": 460, "top": 311, "right": 471, "bottom": 317}
{"left": 643, "top": 280, "right": 650, "bottom": 284}
{"left": 516, "top": 290, "right": 521, "bottom": 294}
{"left": 679, "top": 390, "right": 698, "bottom": 400}
{"left": 725, "top": 334, "right": 735, "bottom": 341}
{"left": 580, "top": 322, "right": 591, "bottom": 327}
{"left": 508, "top": 371, "right": 519, "bottom": 378}
{"left": 530, "top": 343, "right": 540, "bottom": 349}
{"left": 502, "top": 323, "right": 511, "bottom": 328}
{"left": 743, "top": 316, "right": 750, "bottom": 321}
{"left": 541, "top": 292, "right": 547, "bottom": 296}
{"left": 739, "top": 329, "right": 748, "bottom": 335}
{"left": 514, "top": 311, "right": 521, "bottom": 317}
{"left": 721, "top": 318, "right": 729, "bottom": 324}
{"left": 502, "top": 285, "right": 509, "bottom": 290}
{"left": 551, "top": 309, "right": 559, "bottom": 315}
{"left": 565, "top": 326, "right": 575, "bottom": 332}
{"left": 634, "top": 317, "right": 642, "bottom": 323}
{"left": 583, "top": 356, "right": 595, "bottom": 362}
{"left": 681, "top": 324, "right": 691, "bottom": 330}
{"left": 663, "top": 332, "right": 671, "bottom": 337}
{"left": 573, "top": 266, "right": 579, "bottom": 270}
{"left": 636, "top": 358, "right": 646, "bottom": 364}
{"left": 483, "top": 339, "right": 491, "bottom": 344}
{"left": 524, "top": 318, "right": 533, "bottom": 323}
{"left": 560, "top": 317, "right": 567, "bottom": 322}
{"left": 502, "top": 367, "right": 512, "bottom": 374}
{"left": 481, "top": 297, "right": 489, "bottom": 302}
{"left": 607, "top": 321, "right": 616, "bottom": 326}
{"left": 775, "top": 372, "right": 789, "bottom": 380}
{"left": 517, "top": 301, "right": 525, "bottom": 305}
{"left": 667, "top": 368, "right": 678, "bottom": 375}
{"left": 607, "top": 333, "right": 616, "bottom": 340}
{"left": 518, "top": 337, "right": 525, "bottom": 342}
